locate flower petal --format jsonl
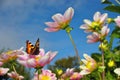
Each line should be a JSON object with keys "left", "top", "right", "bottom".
{"left": 44, "top": 27, "right": 60, "bottom": 32}
{"left": 80, "top": 70, "right": 90, "bottom": 75}
{"left": 52, "top": 13, "right": 64, "bottom": 24}
{"left": 64, "top": 7, "right": 74, "bottom": 21}
{"left": 27, "top": 59, "right": 36, "bottom": 67}
{"left": 93, "top": 11, "right": 101, "bottom": 22}
{"left": 45, "top": 22, "right": 59, "bottom": 28}
{"left": 84, "top": 19, "right": 92, "bottom": 26}
{"left": 100, "top": 13, "right": 108, "bottom": 24}
{"left": 38, "top": 56, "right": 49, "bottom": 66}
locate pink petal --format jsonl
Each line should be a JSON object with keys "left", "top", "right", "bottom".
{"left": 0, "top": 62, "right": 3, "bottom": 66}
{"left": 44, "top": 27, "right": 60, "bottom": 32}
{"left": 100, "top": 13, "right": 108, "bottom": 24}
{"left": 0, "top": 68, "right": 9, "bottom": 75}
{"left": 45, "top": 22, "right": 59, "bottom": 28}
{"left": 52, "top": 13, "right": 64, "bottom": 24}
{"left": 39, "top": 48, "right": 45, "bottom": 56}
{"left": 93, "top": 12, "right": 101, "bottom": 22}
{"left": 45, "top": 51, "right": 58, "bottom": 61}
{"left": 80, "top": 70, "right": 90, "bottom": 75}
{"left": 80, "top": 24, "right": 89, "bottom": 29}
{"left": 84, "top": 19, "right": 92, "bottom": 26}
{"left": 87, "top": 33, "right": 100, "bottom": 43}
{"left": 114, "top": 16, "right": 120, "bottom": 27}
{"left": 64, "top": 7, "right": 74, "bottom": 21}
{"left": 27, "top": 59, "right": 36, "bottom": 68}
{"left": 17, "top": 60, "right": 28, "bottom": 67}
{"left": 101, "top": 25, "right": 110, "bottom": 36}
{"left": 83, "top": 54, "right": 94, "bottom": 62}
{"left": 17, "top": 54, "right": 29, "bottom": 60}
{"left": 38, "top": 56, "right": 49, "bottom": 66}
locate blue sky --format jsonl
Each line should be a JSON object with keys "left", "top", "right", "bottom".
{"left": 0, "top": 0, "right": 119, "bottom": 61}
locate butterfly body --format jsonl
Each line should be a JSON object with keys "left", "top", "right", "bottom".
{"left": 26, "top": 38, "right": 40, "bottom": 55}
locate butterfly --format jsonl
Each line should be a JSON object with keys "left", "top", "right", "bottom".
{"left": 26, "top": 38, "right": 40, "bottom": 55}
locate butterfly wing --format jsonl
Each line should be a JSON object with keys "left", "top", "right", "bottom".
{"left": 31, "top": 38, "right": 40, "bottom": 55}
{"left": 26, "top": 38, "right": 40, "bottom": 55}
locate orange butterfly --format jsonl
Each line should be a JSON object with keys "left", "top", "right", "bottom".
{"left": 26, "top": 38, "right": 40, "bottom": 55}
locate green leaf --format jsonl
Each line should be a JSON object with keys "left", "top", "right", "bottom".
{"left": 104, "top": 5, "right": 120, "bottom": 14}
{"left": 111, "top": 27, "right": 120, "bottom": 38}
{"left": 101, "top": 0, "right": 112, "bottom": 4}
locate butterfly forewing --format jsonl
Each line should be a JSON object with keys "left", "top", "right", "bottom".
{"left": 26, "top": 38, "right": 40, "bottom": 55}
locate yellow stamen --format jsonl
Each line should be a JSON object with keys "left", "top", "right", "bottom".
{"left": 40, "top": 75, "right": 50, "bottom": 80}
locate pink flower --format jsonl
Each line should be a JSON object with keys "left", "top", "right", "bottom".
{"left": 0, "top": 67, "right": 9, "bottom": 75}
{"left": 87, "top": 26, "right": 110, "bottom": 43}
{"left": 65, "top": 68, "right": 74, "bottom": 76}
{"left": 114, "top": 16, "right": 120, "bottom": 28}
{"left": 61, "top": 68, "right": 74, "bottom": 79}
{"left": 44, "top": 7, "right": 74, "bottom": 32}
{"left": 32, "top": 69, "right": 57, "bottom": 80}
{"left": 87, "top": 32, "right": 100, "bottom": 43}
{"left": 80, "top": 11, "right": 108, "bottom": 33}
{"left": 0, "top": 62, "right": 3, "bottom": 66}
{"left": 70, "top": 72, "right": 83, "bottom": 80}
{"left": 17, "top": 48, "right": 58, "bottom": 68}
{"left": 0, "top": 47, "right": 24, "bottom": 64}
{"left": 7, "top": 71, "right": 24, "bottom": 80}
{"left": 80, "top": 54, "right": 97, "bottom": 75}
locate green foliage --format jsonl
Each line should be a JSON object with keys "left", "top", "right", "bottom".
{"left": 101, "top": 0, "right": 112, "bottom": 4}
{"left": 104, "top": 5, "right": 120, "bottom": 14}
{"left": 111, "top": 27, "right": 120, "bottom": 38}
{"left": 47, "top": 56, "right": 80, "bottom": 78}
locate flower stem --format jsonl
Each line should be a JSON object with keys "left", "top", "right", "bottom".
{"left": 66, "top": 31, "right": 81, "bottom": 63}
{"left": 37, "top": 68, "right": 41, "bottom": 80}
{"left": 12, "top": 64, "right": 21, "bottom": 80}
{"left": 100, "top": 42, "right": 105, "bottom": 80}
{"left": 98, "top": 72, "right": 102, "bottom": 80}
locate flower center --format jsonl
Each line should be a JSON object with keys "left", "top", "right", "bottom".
{"left": 91, "top": 22, "right": 101, "bottom": 31}
{"left": 40, "top": 75, "right": 51, "bottom": 80}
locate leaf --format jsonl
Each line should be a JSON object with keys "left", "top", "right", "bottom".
{"left": 101, "top": 0, "right": 112, "bottom": 4}
{"left": 111, "top": 27, "right": 120, "bottom": 38}
{"left": 104, "top": 5, "right": 120, "bottom": 14}
{"left": 91, "top": 53, "right": 101, "bottom": 62}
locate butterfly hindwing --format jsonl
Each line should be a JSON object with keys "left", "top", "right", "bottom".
{"left": 26, "top": 38, "right": 40, "bottom": 55}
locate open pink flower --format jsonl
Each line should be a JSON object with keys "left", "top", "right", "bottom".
{"left": 61, "top": 68, "right": 74, "bottom": 79}
{"left": 80, "top": 54, "right": 97, "bottom": 75}
{"left": 0, "top": 47, "right": 24, "bottom": 64}
{"left": 17, "top": 48, "right": 58, "bottom": 68}
{"left": 7, "top": 71, "right": 24, "bottom": 80}
{"left": 70, "top": 72, "right": 83, "bottom": 80}
{"left": 45, "top": 7, "right": 74, "bottom": 32}
{"left": 114, "top": 16, "right": 120, "bottom": 28}
{"left": 80, "top": 11, "right": 108, "bottom": 33}
{"left": 0, "top": 67, "right": 9, "bottom": 75}
{"left": 61, "top": 68, "right": 83, "bottom": 80}
{"left": 87, "top": 32, "right": 100, "bottom": 43}
{"left": 32, "top": 69, "right": 57, "bottom": 80}
{"left": 87, "top": 25, "right": 110, "bottom": 43}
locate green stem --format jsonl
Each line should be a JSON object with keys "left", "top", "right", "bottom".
{"left": 12, "top": 64, "right": 20, "bottom": 80}
{"left": 98, "top": 72, "right": 102, "bottom": 80}
{"left": 100, "top": 42, "right": 105, "bottom": 80}
{"left": 37, "top": 68, "right": 41, "bottom": 80}
{"left": 109, "top": 35, "right": 114, "bottom": 50}
{"left": 66, "top": 32, "right": 81, "bottom": 63}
